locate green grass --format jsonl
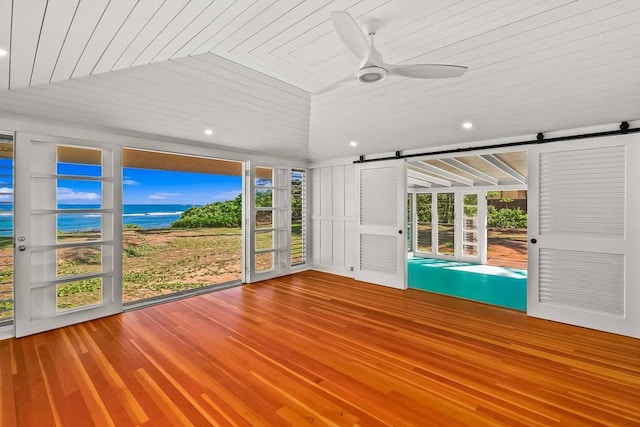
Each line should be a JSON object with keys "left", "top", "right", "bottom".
{"left": 0, "top": 224, "right": 306, "bottom": 318}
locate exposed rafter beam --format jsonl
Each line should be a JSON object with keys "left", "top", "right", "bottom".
{"left": 408, "top": 177, "right": 431, "bottom": 188}
{"left": 440, "top": 158, "right": 499, "bottom": 186}
{"left": 412, "top": 161, "right": 474, "bottom": 186}
{"left": 407, "top": 169, "right": 451, "bottom": 187}
{"left": 479, "top": 154, "right": 527, "bottom": 184}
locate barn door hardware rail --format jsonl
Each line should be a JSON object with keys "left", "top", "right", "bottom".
{"left": 354, "top": 121, "right": 639, "bottom": 164}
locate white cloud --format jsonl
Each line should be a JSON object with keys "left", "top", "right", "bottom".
{"left": 211, "top": 190, "right": 241, "bottom": 202}
{"left": 0, "top": 187, "right": 13, "bottom": 202}
{"left": 149, "top": 192, "right": 180, "bottom": 200}
{"left": 57, "top": 187, "right": 100, "bottom": 201}
{"left": 123, "top": 179, "right": 139, "bottom": 185}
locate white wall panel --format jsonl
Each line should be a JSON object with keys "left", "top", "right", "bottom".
{"left": 320, "top": 167, "right": 332, "bottom": 217}
{"left": 332, "top": 166, "right": 345, "bottom": 217}
{"left": 311, "top": 215, "right": 321, "bottom": 265}
{"left": 332, "top": 221, "right": 345, "bottom": 270}
{"left": 320, "top": 220, "right": 333, "bottom": 267}
{"left": 311, "top": 168, "right": 321, "bottom": 217}
{"left": 310, "top": 163, "right": 357, "bottom": 276}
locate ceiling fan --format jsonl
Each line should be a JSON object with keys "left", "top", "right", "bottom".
{"left": 319, "top": 11, "right": 468, "bottom": 93}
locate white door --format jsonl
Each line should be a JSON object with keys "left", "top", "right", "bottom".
{"left": 14, "top": 134, "right": 122, "bottom": 337}
{"left": 246, "top": 163, "right": 291, "bottom": 282}
{"left": 355, "top": 160, "right": 407, "bottom": 289}
{"left": 528, "top": 135, "right": 640, "bottom": 338}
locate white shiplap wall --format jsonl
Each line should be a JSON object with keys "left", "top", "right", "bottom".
{"left": 310, "top": 163, "right": 356, "bottom": 276}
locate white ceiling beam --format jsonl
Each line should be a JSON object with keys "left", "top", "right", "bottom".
{"left": 412, "top": 161, "right": 474, "bottom": 186}
{"left": 480, "top": 154, "right": 527, "bottom": 184}
{"left": 407, "top": 169, "right": 451, "bottom": 187}
{"left": 408, "top": 177, "right": 431, "bottom": 188}
{"left": 440, "top": 158, "right": 499, "bottom": 186}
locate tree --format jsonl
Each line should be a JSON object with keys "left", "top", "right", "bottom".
{"left": 170, "top": 194, "right": 242, "bottom": 228}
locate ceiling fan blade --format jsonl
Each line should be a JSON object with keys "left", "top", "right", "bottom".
{"left": 330, "top": 11, "right": 369, "bottom": 62}
{"left": 387, "top": 64, "right": 468, "bottom": 79}
{"left": 314, "top": 74, "right": 356, "bottom": 95}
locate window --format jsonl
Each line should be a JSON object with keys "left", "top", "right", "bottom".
{"left": 436, "top": 193, "right": 455, "bottom": 255}
{"left": 0, "top": 135, "right": 13, "bottom": 326}
{"left": 416, "top": 193, "right": 432, "bottom": 252}
{"left": 291, "top": 169, "right": 306, "bottom": 265}
{"left": 462, "top": 194, "right": 478, "bottom": 257}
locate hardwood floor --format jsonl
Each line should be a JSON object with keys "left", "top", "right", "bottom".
{"left": 1, "top": 270, "right": 639, "bottom": 426}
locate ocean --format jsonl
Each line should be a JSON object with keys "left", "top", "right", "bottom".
{"left": 0, "top": 204, "right": 196, "bottom": 236}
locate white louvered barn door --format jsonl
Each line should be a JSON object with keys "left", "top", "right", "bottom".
{"left": 355, "top": 160, "right": 407, "bottom": 289}
{"left": 528, "top": 136, "right": 640, "bottom": 338}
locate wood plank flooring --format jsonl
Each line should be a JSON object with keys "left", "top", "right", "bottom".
{"left": 1, "top": 270, "right": 639, "bottom": 426}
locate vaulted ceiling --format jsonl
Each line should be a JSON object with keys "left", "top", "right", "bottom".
{"left": 0, "top": 0, "right": 639, "bottom": 162}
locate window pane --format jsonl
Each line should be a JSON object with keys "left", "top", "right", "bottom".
{"left": 0, "top": 140, "right": 13, "bottom": 325}
{"left": 57, "top": 180, "right": 102, "bottom": 209}
{"left": 56, "top": 213, "right": 104, "bottom": 241}
{"left": 255, "top": 189, "right": 273, "bottom": 207}
{"left": 416, "top": 194, "right": 432, "bottom": 252}
{"left": 437, "top": 193, "right": 455, "bottom": 255}
{"left": 291, "top": 169, "right": 305, "bottom": 265}
{"left": 463, "top": 194, "right": 477, "bottom": 205}
{"left": 256, "top": 231, "right": 274, "bottom": 250}
{"left": 256, "top": 210, "right": 273, "bottom": 229}
{"left": 57, "top": 278, "right": 102, "bottom": 311}
{"left": 255, "top": 167, "right": 273, "bottom": 187}
{"left": 57, "top": 146, "right": 102, "bottom": 177}
{"left": 57, "top": 246, "right": 102, "bottom": 278}
{"left": 255, "top": 252, "right": 273, "bottom": 272}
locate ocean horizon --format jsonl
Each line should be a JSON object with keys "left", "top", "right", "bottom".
{"left": 0, "top": 204, "right": 199, "bottom": 236}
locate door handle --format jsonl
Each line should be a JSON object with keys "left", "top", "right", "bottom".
{"left": 530, "top": 238, "right": 537, "bottom": 244}
{"left": 18, "top": 245, "right": 26, "bottom": 251}
{"left": 399, "top": 230, "right": 403, "bottom": 235}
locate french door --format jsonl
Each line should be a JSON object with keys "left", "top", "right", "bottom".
{"left": 246, "top": 163, "right": 291, "bottom": 282}
{"left": 355, "top": 160, "right": 406, "bottom": 289}
{"left": 14, "top": 134, "right": 122, "bottom": 337}
{"left": 528, "top": 135, "right": 640, "bottom": 338}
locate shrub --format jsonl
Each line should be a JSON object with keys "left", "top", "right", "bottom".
{"left": 170, "top": 194, "right": 242, "bottom": 228}
{"left": 488, "top": 205, "right": 527, "bottom": 229}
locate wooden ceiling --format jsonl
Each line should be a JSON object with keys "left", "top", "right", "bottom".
{"left": 0, "top": 0, "right": 638, "bottom": 162}
{"left": 407, "top": 151, "right": 527, "bottom": 189}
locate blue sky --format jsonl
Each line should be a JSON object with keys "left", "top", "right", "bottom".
{"left": 56, "top": 163, "right": 242, "bottom": 205}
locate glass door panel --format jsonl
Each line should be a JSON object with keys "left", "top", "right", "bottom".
{"left": 248, "top": 165, "right": 290, "bottom": 280}
{"left": 14, "top": 137, "right": 122, "bottom": 337}
{"left": 0, "top": 136, "right": 13, "bottom": 326}
{"left": 437, "top": 193, "right": 455, "bottom": 255}
{"left": 462, "top": 194, "right": 479, "bottom": 256}
{"left": 416, "top": 193, "right": 432, "bottom": 253}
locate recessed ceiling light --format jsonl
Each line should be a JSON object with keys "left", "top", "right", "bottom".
{"left": 350, "top": 141, "right": 358, "bottom": 147}
{"left": 462, "top": 122, "right": 473, "bottom": 129}
{"left": 204, "top": 129, "right": 214, "bottom": 136}
{"left": 0, "top": 49, "right": 7, "bottom": 57}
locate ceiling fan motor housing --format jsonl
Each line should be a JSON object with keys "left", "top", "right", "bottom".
{"left": 357, "top": 66, "right": 387, "bottom": 83}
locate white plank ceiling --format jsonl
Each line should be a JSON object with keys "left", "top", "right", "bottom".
{"left": 0, "top": 0, "right": 639, "bottom": 161}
